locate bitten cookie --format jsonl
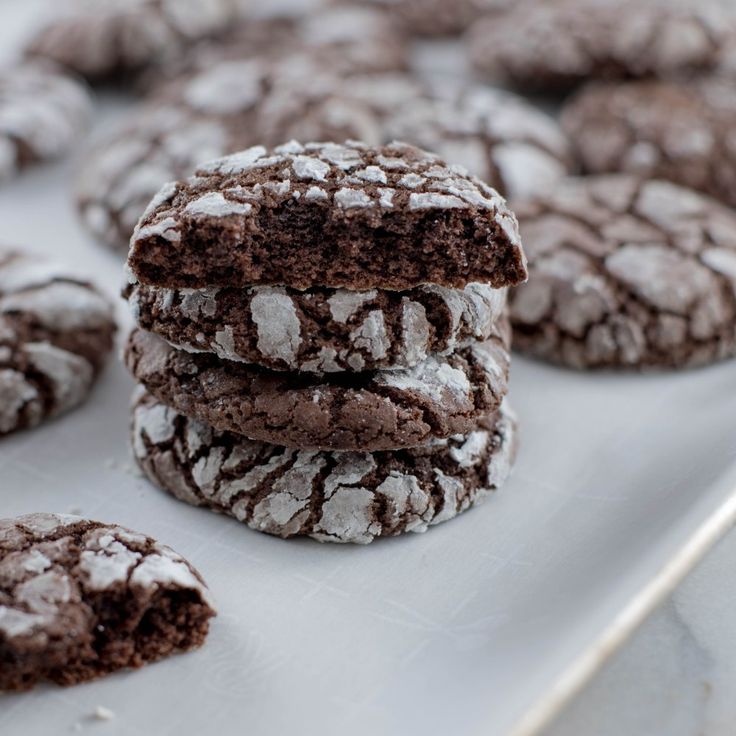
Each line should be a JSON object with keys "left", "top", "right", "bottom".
{"left": 561, "top": 79, "right": 736, "bottom": 208}
{"left": 0, "top": 249, "right": 116, "bottom": 435}
{"left": 0, "top": 513, "right": 215, "bottom": 691}
{"left": 509, "top": 175, "right": 736, "bottom": 370}
{"left": 128, "top": 141, "right": 525, "bottom": 291}
{"left": 131, "top": 388, "right": 518, "bottom": 544}
{"left": 0, "top": 63, "right": 92, "bottom": 182}
{"left": 124, "top": 322, "right": 511, "bottom": 451}
{"left": 126, "top": 279, "right": 507, "bottom": 372}
{"left": 25, "top": 0, "right": 234, "bottom": 84}
{"left": 468, "top": 0, "right": 736, "bottom": 92}
{"left": 384, "top": 84, "right": 573, "bottom": 200}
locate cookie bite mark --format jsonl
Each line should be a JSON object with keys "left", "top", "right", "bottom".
{"left": 127, "top": 141, "right": 526, "bottom": 291}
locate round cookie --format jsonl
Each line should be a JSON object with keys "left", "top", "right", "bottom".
{"left": 468, "top": 0, "right": 736, "bottom": 92}
{"left": 124, "top": 322, "right": 511, "bottom": 451}
{"left": 509, "top": 175, "right": 736, "bottom": 370}
{"left": 126, "top": 279, "right": 508, "bottom": 372}
{"left": 384, "top": 84, "right": 573, "bottom": 200}
{"left": 128, "top": 141, "right": 525, "bottom": 291}
{"left": 561, "top": 79, "right": 736, "bottom": 208}
{"left": 0, "top": 513, "right": 215, "bottom": 691}
{"left": 25, "top": 0, "right": 234, "bottom": 84}
{"left": 131, "top": 388, "right": 519, "bottom": 544}
{"left": 0, "top": 249, "right": 116, "bottom": 435}
{"left": 76, "top": 67, "right": 422, "bottom": 251}
{"left": 0, "top": 63, "right": 92, "bottom": 182}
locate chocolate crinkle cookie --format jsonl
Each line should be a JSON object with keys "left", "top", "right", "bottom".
{"left": 25, "top": 0, "right": 235, "bottom": 84}
{"left": 509, "top": 175, "right": 736, "bottom": 370}
{"left": 0, "top": 62, "right": 92, "bottom": 182}
{"left": 0, "top": 513, "right": 215, "bottom": 691}
{"left": 125, "top": 279, "right": 507, "bottom": 373}
{"left": 468, "top": 0, "right": 736, "bottom": 92}
{"left": 127, "top": 140, "right": 525, "bottom": 291}
{"left": 124, "top": 322, "right": 511, "bottom": 451}
{"left": 0, "top": 249, "right": 116, "bottom": 435}
{"left": 131, "top": 388, "right": 518, "bottom": 544}
{"left": 561, "top": 78, "right": 736, "bottom": 208}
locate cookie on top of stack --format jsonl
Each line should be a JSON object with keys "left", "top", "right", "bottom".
{"left": 124, "top": 140, "right": 526, "bottom": 544}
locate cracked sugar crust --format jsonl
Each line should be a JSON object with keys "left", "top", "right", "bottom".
{"left": 125, "top": 279, "right": 508, "bottom": 372}
{"left": 561, "top": 78, "right": 736, "bottom": 209}
{"left": 124, "top": 319, "right": 511, "bottom": 451}
{"left": 131, "top": 388, "right": 518, "bottom": 544}
{"left": 0, "top": 513, "right": 215, "bottom": 691}
{"left": 508, "top": 175, "right": 736, "bottom": 370}
{"left": 384, "top": 84, "right": 574, "bottom": 201}
{"left": 25, "top": 0, "right": 234, "bottom": 84}
{"left": 0, "top": 62, "right": 92, "bottom": 182}
{"left": 0, "top": 249, "right": 116, "bottom": 436}
{"left": 338, "top": 0, "right": 514, "bottom": 37}
{"left": 127, "top": 140, "right": 525, "bottom": 291}
{"left": 468, "top": 0, "right": 736, "bottom": 92}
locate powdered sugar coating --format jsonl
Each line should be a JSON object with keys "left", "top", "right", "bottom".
{"left": 25, "top": 0, "right": 234, "bottom": 83}
{"left": 132, "top": 389, "right": 518, "bottom": 544}
{"left": 562, "top": 78, "right": 736, "bottom": 208}
{"left": 0, "top": 249, "right": 115, "bottom": 435}
{"left": 0, "top": 62, "right": 91, "bottom": 181}
{"left": 124, "top": 321, "right": 512, "bottom": 451}
{"left": 509, "top": 175, "right": 736, "bottom": 369}
{"left": 469, "top": 0, "right": 736, "bottom": 91}
{"left": 0, "top": 513, "right": 215, "bottom": 690}
{"left": 129, "top": 140, "right": 524, "bottom": 291}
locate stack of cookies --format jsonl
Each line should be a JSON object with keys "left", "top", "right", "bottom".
{"left": 123, "top": 140, "right": 527, "bottom": 544}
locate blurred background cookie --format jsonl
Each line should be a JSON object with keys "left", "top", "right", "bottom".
{"left": 25, "top": 0, "right": 235, "bottom": 85}
{"left": 0, "top": 62, "right": 92, "bottom": 182}
{"left": 509, "top": 175, "right": 736, "bottom": 370}
{"left": 468, "top": 0, "right": 736, "bottom": 92}
{"left": 562, "top": 78, "right": 736, "bottom": 208}
{"left": 0, "top": 248, "right": 115, "bottom": 436}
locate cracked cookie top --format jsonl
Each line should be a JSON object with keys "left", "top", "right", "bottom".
{"left": 132, "top": 388, "right": 518, "bottom": 544}
{"left": 509, "top": 175, "right": 736, "bottom": 369}
{"left": 127, "top": 140, "right": 525, "bottom": 291}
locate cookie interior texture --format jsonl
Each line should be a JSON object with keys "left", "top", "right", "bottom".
{"left": 0, "top": 513, "right": 215, "bottom": 692}
{"left": 131, "top": 388, "right": 518, "bottom": 544}
{"left": 127, "top": 141, "right": 525, "bottom": 291}
{"left": 124, "top": 322, "right": 511, "bottom": 451}
{"left": 125, "top": 280, "right": 508, "bottom": 373}
{"left": 509, "top": 175, "right": 736, "bottom": 369}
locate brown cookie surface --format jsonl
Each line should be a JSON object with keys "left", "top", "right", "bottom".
{"left": 509, "top": 175, "right": 736, "bottom": 369}
{"left": 561, "top": 79, "right": 736, "bottom": 208}
{"left": 127, "top": 141, "right": 525, "bottom": 291}
{"left": 468, "top": 0, "right": 736, "bottom": 92}
{"left": 25, "top": 0, "right": 234, "bottom": 84}
{"left": 0, "top": 63, "right": 92, "bottom": 181}
{"left": 124, "top": 322, "right": 511, "bottom": 451}
{"left": 126, "top": 279, "right": 507, "bottom": 372}
{"left": 131, "top": 388, "right": 518, "bottom": 544}
{"left": 0, "top": 249, "right": 116, "bottom": 436}
{"left": 0, "top": 513, "right": 215, "bottom": 691}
